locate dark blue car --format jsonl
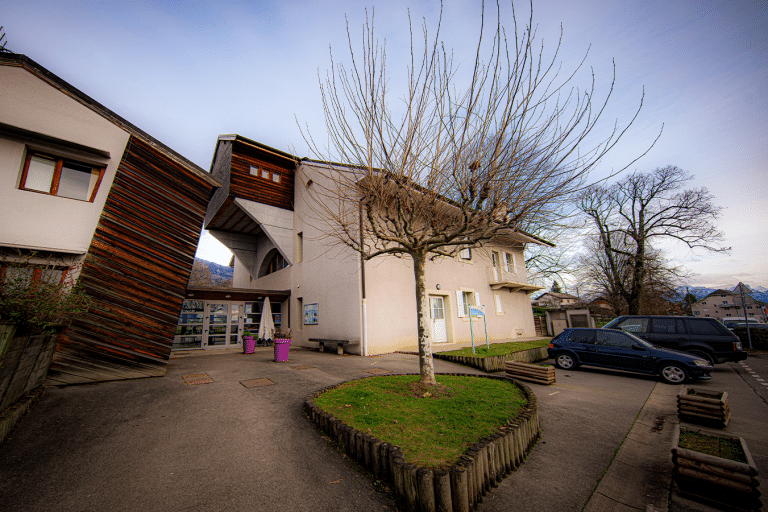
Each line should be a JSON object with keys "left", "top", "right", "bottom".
{"left": 547, "top": 328, "right": 713, "bottom": 384}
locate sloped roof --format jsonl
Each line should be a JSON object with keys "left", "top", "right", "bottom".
{"left": 0, "top": 52, "right": 220, "bottom": 188}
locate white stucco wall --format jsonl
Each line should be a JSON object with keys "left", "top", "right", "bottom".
{"left": 364, "top": 244, "right": 537, "bottom": 354}
{"left": 229, "top": 159, "right": 539, "bottom": 356}
{"left": 0, "top": 65, "right": 130, "bottom": 253}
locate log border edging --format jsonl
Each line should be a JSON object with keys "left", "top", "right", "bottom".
{"left": 432, "top": 346, "right": 550, "bottom": 372}
{"left": 304, "top": 373, "right": 541, "bottom": 512}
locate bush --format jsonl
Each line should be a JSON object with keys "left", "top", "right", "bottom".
{"left": 0, "top": 253, "right": 92, "bottom": 334}
{"left": 733, "top": 327, "right": 768, "bottom": 351}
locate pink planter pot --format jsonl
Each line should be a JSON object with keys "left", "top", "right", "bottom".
{"left": 243, "top": 336, "right": 256, "bottom": 354}
{"left": 274, "top": 339, "right": 291, "bottom": 362}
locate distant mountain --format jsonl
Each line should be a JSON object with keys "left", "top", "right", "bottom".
{"left": 678, "top": 285, "right": 768, "bottom": 304}
{"left": 192, "top": 258, "right": 234, "bottom": 286}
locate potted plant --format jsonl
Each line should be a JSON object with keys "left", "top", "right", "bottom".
{"left": 242, "top": 329, "right": 256, "bottom": 354}
{"left": 273, "top": 328, "right": 292, "bottom": 362}
{"left": 672, "top": 424, "right": 760, "bottom": 511}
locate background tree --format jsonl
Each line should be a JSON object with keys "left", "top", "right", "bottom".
{"left": 681, "top": 290, "right": 697, "bottom": 316}
{"left": 578, "top": 166, "right": 725, "bottom": 315}
{"left": 576, "top": 234, "right": 687, "bottom": 316}
{"left": 0, "top": 26, "right": 9, "bottom": 53}
{"left": 551, "top": 281, "right": 562, "bottom": 293}
{"left": 188, "top": 259, "right": 213, "bottom": 286}
{"left": 301, "top": 3, "right": 649, "bottom": 385}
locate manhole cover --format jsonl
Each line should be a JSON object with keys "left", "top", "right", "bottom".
{"left": 182, "top": 373, "right": 214, "bottom": 385}
{"left": 240, "top": 378, "right": 276, "bottom": 388}
{"left": 290, "top": 365, "right": 315, "bottom": 370}
{"left": 365, "top": 368, "right": 392, "bottom": 375}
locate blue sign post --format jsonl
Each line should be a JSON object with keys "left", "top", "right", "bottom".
{"left": 468, "top": 305, "right": 488, "bottom": 353}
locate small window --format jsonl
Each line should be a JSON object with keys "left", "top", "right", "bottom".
{"left": 272, "top": 172, "right": 280, "bottom": 183}
{"left": 265, "top": 252, "right": 287, "bottom": 275}
{"left": 20, "top": 152, "right": 105, "bottom": 202}
{"left": 459, "top": 248, "right": 472, "bottom": 260}
{"left": 261, "top": 169, "right": 270, "bottom": 179}
{"left": 250, "top": 165, "right": 259, "bottom": 176}
{"left": 504, "top": 252, "right": 514, "bottom": 272}
{"left": 296, "top": 232, "right": 303, "bottom": 263}
{"left": 494, "top": 293, "right": 503, "bottom": 314}
{"left": 462, "top": 291, "right": 475, "bottom": 316}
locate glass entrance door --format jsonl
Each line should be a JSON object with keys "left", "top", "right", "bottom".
{"left": 203, "top": 302, "right": 243, "bottom": 348}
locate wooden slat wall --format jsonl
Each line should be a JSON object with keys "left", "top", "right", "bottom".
{"left": 47, "top": 137, "right": 217, "bottom": 385}
{"left": 229, "top": 139, "right": 295, "bottom": 211}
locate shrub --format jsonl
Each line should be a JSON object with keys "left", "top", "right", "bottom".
{"left": 0, "top": 252, "right": 92, "bottom": 334}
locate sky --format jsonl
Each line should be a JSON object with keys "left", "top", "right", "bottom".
{"left": 3, "top": 0, "right": 766, "bottom": 288}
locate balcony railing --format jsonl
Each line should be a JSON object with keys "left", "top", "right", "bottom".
{"left": 486, "top": 266, "right": 542, "bottom": 293}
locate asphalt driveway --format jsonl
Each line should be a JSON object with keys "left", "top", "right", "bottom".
{"left": 2, "top": 347, "right": 762, "bottom": 511}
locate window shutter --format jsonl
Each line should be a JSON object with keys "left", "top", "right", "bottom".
{"left": 456, "top": 291, "right": 465, "bottom": 317}
{"left": 495, "top": 294, "right": 503, "bottom": 314}
{"left": 474, "top": 293, "right": 481, "bottom": 311}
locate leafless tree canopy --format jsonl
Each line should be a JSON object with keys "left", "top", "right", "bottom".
{"left": 576, "top": 233, "right": 688, "bottom": 316}
{"left": 299, "top": 2, "right": 649, "bottom": 384}
{"left": 578, "top": 165, "right": 727, "bottom": 315}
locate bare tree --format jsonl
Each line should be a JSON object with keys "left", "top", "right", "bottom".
{"left": 577, "top": 234, "right": 687, "bottom": 316}
{"left": 300, "top": 3, "right": 649, "bottom": 385}
{"left": 188, "top": 259, "right": 213, "bottom": 286}
{"left": 578, "top": 166, "right": 726, "bottom": 315}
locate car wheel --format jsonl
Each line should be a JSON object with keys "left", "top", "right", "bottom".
{"left": 555, "top": 353, "right": 578, "bottom": 370}
{"left": 659, "top": 364, "right": 688, "bottom": 384}
{"left": 687, "top": 350, "right": 715, "bottom": 367}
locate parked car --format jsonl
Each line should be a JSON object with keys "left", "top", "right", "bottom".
{"left": 603, "top": 316, "right": 747, "bottom": 365}
{"left": 723, "top": 318, "right": 766, "bottom": 330}
{"left": 547, "top": 328, "right": 713, "bottom": 384}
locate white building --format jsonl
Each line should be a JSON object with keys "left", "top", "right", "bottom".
{"left": 692, "top": 286, "right": 768, "bottom": 324}
{"left": 179, "top": 135, "right": 549, "bottom": 355}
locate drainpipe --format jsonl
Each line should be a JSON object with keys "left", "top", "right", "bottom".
{"left": 359, "top": 203, "right": 368, "bottom": 356}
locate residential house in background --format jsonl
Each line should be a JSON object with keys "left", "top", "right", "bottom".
{"left": 532, "top": 292, "right": 595, "bottom": 336}
{"left": 692, "top": 286, "right": 768, "bottom": 324}
{"left": 531, "top": 292, "right": 580, "bottom": 308}
{"left": 0, "top": 53, "right": 220, "bottom": 384}
{"left": 183, "top": 134, "right": 548, "bottom": 355}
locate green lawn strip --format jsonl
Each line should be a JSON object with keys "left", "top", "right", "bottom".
{"left": 313, "top": 374, "right": 527, "bottom": 468}
{"left": 438, "top": 339, "right": 550, "bottom": 358}
{"left": 679, "top": 430, "right": 747, "bottom": 463}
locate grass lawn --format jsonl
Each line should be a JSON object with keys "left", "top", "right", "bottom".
{"left": 438, "top": 338, "right": 550, "bottom": 358}
{"left": 313, "top": 374, "right": 527, "bottom": 468}
{"left": 680, "top": 430, "right": 747, "bottom": 463}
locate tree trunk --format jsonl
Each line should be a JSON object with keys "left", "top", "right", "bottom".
{"left": 412, "top": 251, "right": 437, "bottom": 385}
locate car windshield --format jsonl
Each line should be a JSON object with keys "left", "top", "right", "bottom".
{"left": 622, "top": 331, "right": 655, "bottom": 349}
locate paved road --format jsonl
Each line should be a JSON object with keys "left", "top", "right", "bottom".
{"left": 733, "top": 351, "right": 768, "bottom": 405}
{"left": 3, "top": 348, "right": 762, "bottom": 512}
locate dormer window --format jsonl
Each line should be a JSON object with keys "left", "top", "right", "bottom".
{"left": 20, "top": 151, "right": 105, "bottom": 202}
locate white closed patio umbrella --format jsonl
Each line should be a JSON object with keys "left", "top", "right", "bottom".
{"left": 258, "top": 297, "right": 275, "bottom": 341}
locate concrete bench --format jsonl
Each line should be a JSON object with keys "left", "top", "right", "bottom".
{"left": 309, "top": 338, "right": 359, "bottom": 355}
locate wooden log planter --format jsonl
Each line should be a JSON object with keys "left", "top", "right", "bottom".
{"left": 433, "top": 346, "right": 550, "bottom": 373}
{"left": 677, "top": 387, "right": 730, "bottom": 428}
{"left": 504, "top": 361, "right": 555, "bottom": 385}
{"left": 304, "top": 373, "right": 541, "bottom": 512}
{"left": 672, "top": 425, "right": 761, "bottom": 511}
